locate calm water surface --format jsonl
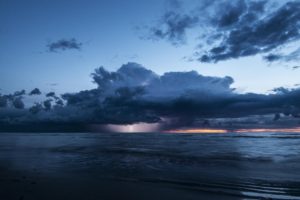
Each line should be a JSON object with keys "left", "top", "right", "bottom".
{"left": 0, "top": 132, "right": 300, "bottom": 200}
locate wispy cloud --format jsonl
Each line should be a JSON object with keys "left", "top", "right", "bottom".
{"left": 47, "top": 38, "right": 82, "bottom": 52}
{"left": 147, "top": 0, "right": 300, "bottom": 63}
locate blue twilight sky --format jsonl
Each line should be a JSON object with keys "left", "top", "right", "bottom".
{"left": 1, "top": 0, "right": 300, "bottom": 95}
{"left": 2, "top": 0, "right": 300, "bottom": 130}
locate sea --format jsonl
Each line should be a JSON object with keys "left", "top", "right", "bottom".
{"left": 0, "top": 132, "right": 300, "bottom": 200}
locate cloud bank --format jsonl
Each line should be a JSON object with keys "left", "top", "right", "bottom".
{"left": 1, "top": 62, "right": 300, "bottom": 131}
{"left": 149, "top": 0, "right": 300, "bottom": 63}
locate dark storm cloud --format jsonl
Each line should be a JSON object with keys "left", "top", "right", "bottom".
{"left": 150, "top": 12, "right": 199, "bottom": 45}
{"left": 148, "top": 0, "right": 300, "bottom": 63}
{"left": 43, "top": 99, "right": 52, "bottom": 110}
{"left": 293, "top": 66, "right": 300, "bottom": 70}
{"left": 263, "top": 48, "right": 300, "bottom": 63}
{"left": 29, "top": 88, "right": 41, "bottom": 95}
{"left": 12, "top": 97, "right": 25, "bottom": 109}
{"left": 263, "top": 54, "right": 281, "bottom": 62}
{"left": 58, "top": 63, "right": 300, "bottom": 125}
{"left": 0, "top": 95, "right": 8, "bottom": 108}
{"left": 14, "top": 90, "right": 26, "bottom": 96}
{"left": 1, "top": 62, "right": 300, "bottom": 130}
{"left": 29, "top": 103, "right": 43, "bottom": 114}
{"left": 46, "top": 92, "right": 55, "bottom": 97}
{"left": 149, "top": 0, "right": 199, "bottom": 45}
{"left": 0, "top": 90, "right": 26, "bottom": 109}
{"left": 202, "top": 0, "right": 300, "bottom": 62}
{"left": 47, "top": 38, "right": 82, "bottom": 52}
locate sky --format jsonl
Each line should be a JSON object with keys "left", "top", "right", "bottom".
{"left": 1, "top": 0, "right": 300, "bottom": 132}
{"left": 1, "top": 0, "right": 300, "bottom": 94}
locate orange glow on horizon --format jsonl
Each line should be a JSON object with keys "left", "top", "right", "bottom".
{"left": 235, "top": 128, "right": 300, "bottom": 133}
{"left": 166, "top": 127, "right": 300, "bottom": 134}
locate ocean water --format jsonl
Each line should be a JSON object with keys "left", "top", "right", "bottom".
{"left": 0, "top": 132, "right": 300, "bottom": 200}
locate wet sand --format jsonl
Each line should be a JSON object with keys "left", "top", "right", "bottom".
{"left": 0, "top": 132, "right": 300, "bottom": 200}
{"left": 0, "top": 169, "right": 239, "bottom": 200}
